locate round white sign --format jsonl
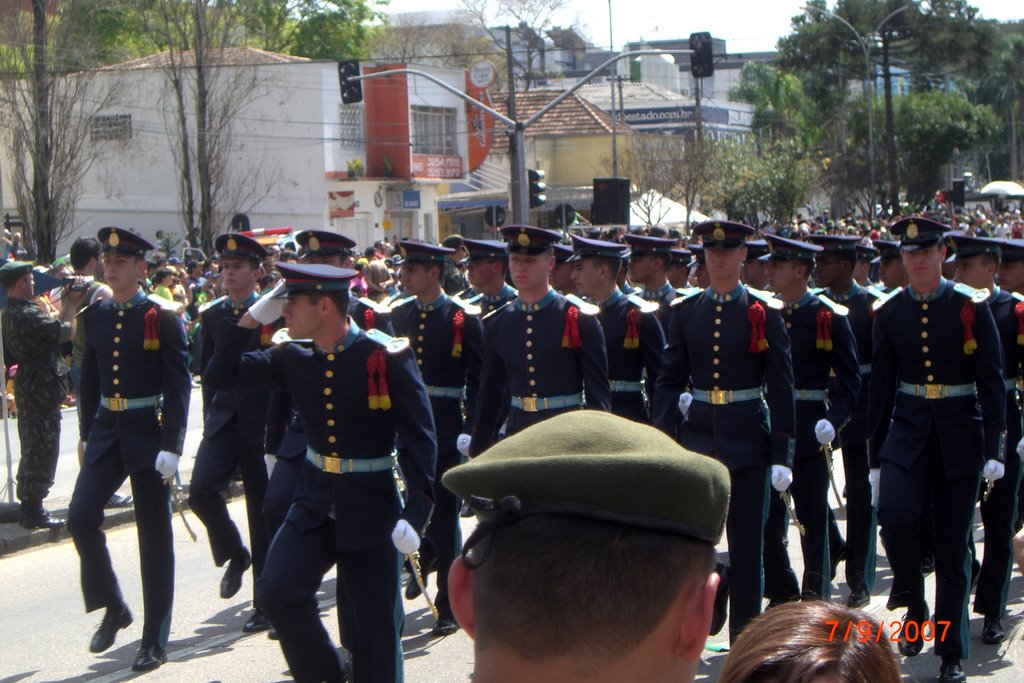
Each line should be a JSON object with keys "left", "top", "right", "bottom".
{"left": 470, "top": 61, "right": 497, "bottom": 90}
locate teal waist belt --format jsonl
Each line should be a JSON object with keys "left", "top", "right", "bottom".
{"left": 609, "top": 380, "right": 643, "bottom": 392}
{"left": 426, "top": 385, "right": 464, "bottom": 399}
{"left": 100, "top": 395, "right": 161, "bottom": 412}
{"left": 794, "top": 389, "right": 828, "bottom": 401}
{"left": 898, "top": 382, "right": 976, "bottom": 399}
{"left": 305, "top": 448, "right": 394, "bottom": 475}
{"left": 510, "top": 393, "right": 583, "bottom": 412}
{"left": 691, "top": 387, "right": 762, "bottom": 405}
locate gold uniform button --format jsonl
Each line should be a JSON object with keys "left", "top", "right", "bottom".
{"left": 417, "top": 359, "right": 423, "bottom": 365}
{"left": 529, "top": 380, "right": 537, "bottom": 386}
{"left": 713, "top": 331, "right": 721, "bottom": 338}
{"left": 526, "top": 315, "right": 533, "bottom": 322}
{"left": 713, "top": 371, "right": 720, "bottom": 379}
{"left": 416, "top": 347, "right": 423, "bottom": 354}
{"left": 114, "top": 393, "right": 121, "bottom": 398}
{"left": 921, "top": 317, "right": 929, "bottom": 324}
{"left": 725, "top": 295, "right": 732, "bottom": 302}
{"left": 417, "top": 335, "right": 424, "bottom": 341}
{"left": 420, "top": 312, "right": 427, "bottom": 319}
{"left": 526, "top": 328, "right": 533, "bottom": 334}
{"left": 714, "top": 318, "right": 722, "bottom": 325}
{"left": 326, "top": 403, "right": 334, "bottom": 410}
{"left": 327, "top": 354, "right": 335, "bottom": 361}
{"left": 112, "top": 365, "right": 119, "bottom": 371}
{"left": 921, "top": 331, "right": 928, "bottom": 339}
{"left": 927, "top": 374, "right": 935, "bottom": 382}
{"left": 922, "top": 303, "right": 929, "bottom": 310}
{"left": 713, "top": 385, "right": 720, "bottom": 391}
{"left": 786, "top": 322, "right": 792, "bottom": 329}
{"left": 525, "top": 340, "right": 533, "bottom": 347}
{"left": 113, "top": 379, "right": 120, "bottom": 385}
{"left": 716, "top": 305, "right": 723, "bottom": 312}
{"left": 327, "top": 419, "right": 336, "bottom": 427}
{"left": 323, "top": 387, "right": 332, "bottom": 396}
{"left": 922, "top": 346, "right": 930, "bottom": 353}
{"left": 328, "top": 436, "right": 337, "bottom": 444}
{"left": 713, "top": 345, "right": 720, "bottom": 352}
{"left": 117, "top": 310, "right": 124, "bottom": 317}
{"left": 113, "top": 351, "right": 119, "bottom": 357}
{"left": 527, "top": 353, "right": 534, "bottom": 360}
{"left": 925, "top": 360, "right": 932, "bottom": 367}
{"left": 419, "top": 323, "right": 426, "bottom": 330}
{"left": 326, "top": 370, "right": 334, "bottom": 378}
{"left": 713, "top": 358, "right": 720, "bottom": 365}
{"left": 529, "top": 366, "right": 536, "bottom": 373}
{"left": 114, "top": 337, "right": 120, "bottom": 343}
{"left": 116, "top": 323, "right": 123, "bottom": 330}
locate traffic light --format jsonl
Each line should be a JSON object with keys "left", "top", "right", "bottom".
{"left": 528, "top": 169, "right": 547, "bottom": 208}
{"left": 338, "top": 60, "right": 363, "bottom": 104}
{"left": 689, "top": 32, "right": 714, "bottom": 79}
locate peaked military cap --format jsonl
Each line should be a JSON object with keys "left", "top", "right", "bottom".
{"left": 808, "top": 234, "right": 860, "bottom": 255}
{"left": 0, "top": 260, "right": 33, "bottom": 284}
{"left": 500, "top": 225, "right": 563, "bottom": 255}
{"left": 947, "top": 233, "right": 1003, "bottom": 259}
{"left": 873, "top": 239, "right": 901, "bottom": 263}
{"left": 296, "top": 229, "right": 356, "bottom": 258}
{"left": 670, "top": 247, "right": 693, "bottom": 266}
{"left": 398, "top": 240, "right": 454, "bottom": 264}
{"left": 856, "top": 244, "right": 879, "bottom": 261}
{"left": 622, "top": 233, "right": 676, "bottom": 256}
{"left": 463, "top": 238, "right": 508, "bottom": 262}
{"left": 275, "top": 262, "right": 356, "bottom": 296}
{"left": 568, "top": 234, "right": 628, "bottom": 262}
{"left": 442, "top": 411, "right": 730, "bottom": 544}
{"left": 693, "top": 220, "right": 757, "bottom": 248}
{"left": 215, "top": 232, "right": 268, "bottom": 261}
{"left": 552, "top": 242, "right": 574, "bottom": 264}
{"left": 766, "top": 234, "right": 822, "bottom": 263}
{"left": 744, "top": 239, "right": 769, "bottom": 263}
{"left": 1000, "top": 239, "right": 1024, "bottom": 263}
{"left": 97, "top": 227, "right": 154, "bottom": 256}
{"left": 890, "top": 216, "right": 948, "bottom": 251}
{"left": 689, "top": 243, "right": 706, "bottom": 266}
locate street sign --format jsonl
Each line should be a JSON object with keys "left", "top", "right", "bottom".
{"left": 483, "top": 205, "right": 506, "bottom": 228}
{"left": 470, "top": 61, "right": 497, "bottom": 90}
{"left": 551, "top": 203, "right": 575, "bottom": 228}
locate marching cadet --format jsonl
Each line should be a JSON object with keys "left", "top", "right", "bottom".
{"left": 761, "top": 235, "right": 860, "bottom": 603}
{"left": 854, "top": 244, "right": 878, "bottom": 287}
{"left": 390, "top": 240, "right": 484, "bottom": 637}
{"left": 68, "top": 228, "right": 191, "bottom": 672}
{"left": 689, "top": 245, "right": 710, "bottom": 289}
{"left": 874, "top": 240, "right": 908, "bottom": 291}
{"left": 549, "top": 242, "right": 576, "bottom": 295}
{"left": 623, "top": 233, "right": 679, "bottom": 323}
{"left": 189, "top": 233, "right": 275, "bottom": 633}
{"left": 461, "top": 238, "right": 518, "bottom": 316}
{"left": 667, "top": 247, "right": 693, "bottom": 289}
{"left": 654, "top": 220, "right": 796, "bottom": 641}
{"left": 948, "top": 234, "right": 1023, "bottom": 645}
{"left": 869, "top": 217, "right": 1006, "bottom": 683}
{"left": 470, "top": 226, "right": 610, "bottom": 455}
{"left": 205, "top": 262, "right": 437, "bottom": 683}
{"left": 741, "top": 239, "right": 769, "bottom": 290}
{"left": 808, "top": 234, "right": 881, "bottom": 608}
{"left": 569, "top": 234, "right": 665, "bottom": 423}
{"left": 1000, "top": 241, "right": 1024, "bottom": 531}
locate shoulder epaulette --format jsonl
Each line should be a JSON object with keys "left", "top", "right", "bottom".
{"left": 364, "top": 328, "right": 410, "bottom": 354}
{"left": 872, "top": 286, "right": 903, "bottom": 312}
{"left": 76, "top": 298, "right": 104, "bottom": 318}
{"left": 1013, "top": 292, "right": 1024, "bottom": 303}
{"left": 864, "top": 286, "right": 887, "bottom": 301}
{"left": 358, "top": 296, "right": 392, "bottom": 314}
{"left": 670, "top": 288, "right": 703, "bottom": 307}
{"left": 451, "top": 296, "right": 482, "bottom": 316}
{"left": 746, "top": 286, "right": 784, "bottom": 311}
{"left": 271, "top": 327, "right": 313, "bottom": 346}
{"left": 147, "top": 294, "right": 181, "bottom": 312}
{"left": 816, "top": 294, "right": 849, "bottom": 316}
{"left": 810, "top": 287, "right": 824, "bottom": 295}
{"left": 454, "top": 292, "right": 484, "bottom": 305}
{"left": 626, "top": 293, "right": 661, "bottom": 314}
{"left": 565, "top": 293, "right": 600, "bottom": 316}
{"left": 481, "top": 301, "right": 513, "bottom": 321}
{"left": 198, "top": 295, "right": 226, "bottom": 315}
{"left": 388, "top": 295, "right": 416, "bottom": 311}
{"left": 952, "top": 282, "right": 989, "bottom": 303}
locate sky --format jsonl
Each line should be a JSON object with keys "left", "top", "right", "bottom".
{"left": 381, "top": 0, "right": 1023, "bottom": 54}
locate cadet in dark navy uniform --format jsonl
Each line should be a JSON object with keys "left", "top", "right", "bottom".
{"left": 623, "top": 234, "right": 679, "bottom": 324}
{"left": 654, "top": 220, "right": 796, "bottom": 641}
{"left": 999, "top": 240, "right": 1024, "bottom": 531}
{"left": 689, "top": 244, "right": 709, "bottom": 289}
{"left": 667, "top": 246, "right": 693, "bottom": 290}
{"left": 854, "top": 243, "right": 879, "bottom": 287}
{"left": 189, "top": 232, "right": 275, "bottom": 633}
{"left": 390, "top": 240, "right": 484, "bottom": 636}
{"left": 948, "top": 233, "right": 1023, "bottom": 645}
{"left": 205, "top": 262, "right": 437, "bottom": 683}
{"left": 569, "top": 234, "right": 664, "bottom": 423}
{"left": 68, "top": 227, "right": 191, "bottom": 672}
{"left": 549, "top": 242, "right": 576, "bottom": 295}
{"left": 741, "top": 239, "right": 769, "bottom": 290}
{"left": 761, "top": 235, "right": 860, "bottom": 602}
{"left": 461, "top": 238, "right": 517, "bottom": 316}
{"left": 874, "top": 239, "right": 908, "bottom": 291}
{"left": 869, "top": 217, "right": 1006, "bottom": 683}
{"left": 808, "top": 233, "right": 882, "bottom": 608}
{"left": 470, "top": 226, "right": 610, "bottom": 455}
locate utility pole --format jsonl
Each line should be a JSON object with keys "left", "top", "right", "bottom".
{"left": 882, "top": 33, "right": 898, "bottom": 214}
{"left": 608, "top": 0, "right": 618, "bottom": 177}
{"left": 506, "top": 27, "right": 529, "bottom": 224}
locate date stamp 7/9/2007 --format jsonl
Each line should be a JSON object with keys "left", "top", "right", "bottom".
{"left": 825, "top": 619, "right": 951, "bottom": 644}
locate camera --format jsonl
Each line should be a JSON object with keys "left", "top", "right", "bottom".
{"left": 63, "top": 275, "right": 94, "bottom": 292}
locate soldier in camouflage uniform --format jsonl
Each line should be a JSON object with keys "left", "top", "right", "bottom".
{"left": 1, "top": 261, "right": 83, "bottom": 528}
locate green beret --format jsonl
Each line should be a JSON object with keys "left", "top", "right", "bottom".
{"left": 0, "top": 261, "right": 34, "bottom": 284}
{"left": 443, "top": 411, "right": 730, "bottom": 544}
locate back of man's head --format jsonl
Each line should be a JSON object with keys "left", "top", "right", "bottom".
{"left": 69, "top": 237, "right": 102, "bottom": 271}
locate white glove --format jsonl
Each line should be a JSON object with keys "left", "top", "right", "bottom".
{"left": 391, "top": 519, "right": 420, "bottom": 554}
{"left": 265, "top": 453, "right": 277, "bottom": 477}
{"left": 678, "top": 391, "right": 693, "bottom": 417}
{"left": 983, "top": 459, "right": 1006, "bottom": 482}
{"left": 814, "top": 419, "right": 836, "bottom": 446}
{"left": 248, "top": 282, "right": 287, "bottom": 324}
{"left": 456, "top": 434, "right": 472, "bottom": 457}
{"left": 770, "top": 465, "right": 793, "bottom": 492}
{"left": 869, "top": 468, "right": 881, "bottom": 507}
{"left": 155, "top": 451, "right": 180, "bottom": 479}
{"left": 1017, "top": 437, "right": 1024, "bottom": 460}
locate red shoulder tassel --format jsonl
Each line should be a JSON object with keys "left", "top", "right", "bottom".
{"left": 143, "top": 306, "right": 160, "bottom": 350}
{"left": 816, "top": 306, "right": 833, "bottom": 351}
{"left": 1015, "top": 301, "right": 1024, "bottom": 346}
{"left": 562, "top": 305, "right": 581, "bottom": 349}
{"left": 260, "top": 324, "right": 272, "bottom": 347}
{"left": 624, "top": 308, "right": 640, "bottom": 349}
{"left": 364, "top": 308, "right": 376, "bottom": 330}
{"left": 366, "top": 347, "right": 392, "bottom": 410}
{"left": 960, "top": 301, "right": 977, "bottom": 355}
{"left": 452, "top": 309, "right": 464, "bottom": 357}
{"left": 748, "top": 301, "right": 768, "bottom": 353}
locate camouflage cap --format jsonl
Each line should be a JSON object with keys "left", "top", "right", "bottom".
{"left": 443, "top": 411, "right": 730, "bottom": 544}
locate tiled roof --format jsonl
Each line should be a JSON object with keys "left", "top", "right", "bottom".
{"left": 489, "top": 89, "right": 629, "bottom": 152}
{"left": 100, "top": 47, "right": 310, "bottom": 71}
{"left": 577, "top": 81, "right": 688, "bottom": 106}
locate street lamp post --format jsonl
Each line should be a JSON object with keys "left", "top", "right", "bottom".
{"left": 804, "top": 4, "right": 912, "bottom": 217}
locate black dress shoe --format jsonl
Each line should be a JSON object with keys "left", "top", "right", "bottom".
{"left": 220, "top": 549, "right": 252, "bottom": 599}
{"left": 897, "top": 609, "right": 928, "bottom": 657}
{"left": 432, "top": 617, "right": 460, "bottom": 637}
{"left": 89, "top": 604, "right": 133, "bottom": 653}
{"left": 131, "top": 645, "right": 167, "bottom": 672}
{"left": 709, "top": 562, "right": 729, "bottom": 636}
{"left": 20, "top": 503, "right": 65, "bottom": 530}
{"left": 847, "top": 587, "right": 871, "bottom": 609}
{"left": 267, "top": 625, "right": 279, "bottom": 640}
{"left": 830, "top": 544, "right": 847, "bottom": 581}
{"left": 921, "top": 554, "right": 936, "bottom": 575}
{"left": 405, "top": 573, "right": 425, "bottom": 600}
{"left": 105, "top": 493, "right": 134, "bottom": 508}
{"left": 982, "top": 616, "right": 1005, "bottom": 644}
{"left": 242, "top": 607, "right": 271, "bottom": 633}
{"left": 939, "top": 656, "right": 967, "bottom": 682}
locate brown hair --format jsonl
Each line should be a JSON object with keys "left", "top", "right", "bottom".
{"left": 718, "top": 601, "right": 900, "bottom": 683}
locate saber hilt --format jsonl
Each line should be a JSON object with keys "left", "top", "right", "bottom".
{"left": 407, "top": 551, "right": 439, "bottom": 619}
{"left": 781, "top": 490, "right": 805, "bottom": 536}
{"left": 822, "top": 443, "right": 846, "bottom": 514}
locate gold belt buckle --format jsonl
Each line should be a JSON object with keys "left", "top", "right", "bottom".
{"left": 924, "top": 384, "right": 943, "bottom": 399}
{"left": 521, "top": 396, "right": 538, "bottom": 412}
{"left": 709, "top": 390, "right": 728, "bottom": 405}
{"left": 108, "top": 397, "right": 127, "bottom": 411}
{"left": 322, "top": 455, "right": 342, "bottom": 474}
